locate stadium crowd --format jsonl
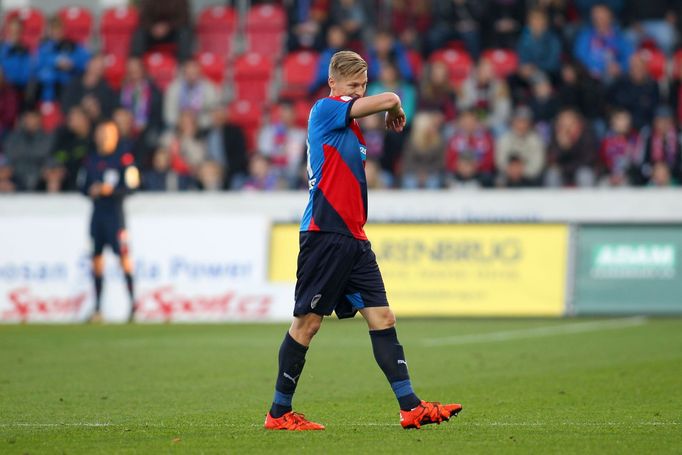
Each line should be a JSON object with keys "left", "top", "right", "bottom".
{"left": 1, "top": 0, "right": 682, "bottom": 192}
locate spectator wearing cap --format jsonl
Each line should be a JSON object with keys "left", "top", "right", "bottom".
{"left": 634, "top": 105, "right": 682, "bottom": 185}
{"left": 496, "top": 154, "right": 537, "bottom": 188}
{"left": 445, "top": 109, "right": 495, "bottom": 185}
{"left": 0, "top": 18, "right": 33, "bottom": 95}
{"left": 625, "top": 0, "right": 678, "bottom": 56}
{"left": 131, "top": 0, "right": 193, "bottom": 62}
{"left": 573, "top": 4, "right": 633, "bottom": 82}
{"left": 61, "top": 54, "right": 117, "bottom": 119}
{"left": 495, "top": 106, "right": 546, "bottom": 184}
{"left": 607, "top": 53, "right": 660, "bottom": 131}
{"left": 598, "top": 109, "right": 639, "bottom": 187}
{"left": 546, "top": 108, "right": 599, "bottom": 187}
{"left": 3, "top": 110, "right": 53, "bottom": 191}
{"left": 401, "top": 112, "right": 446, "bottom": 189}
{"left": 458, "top": 58, "right": 512, "bottom": 136}
{"left": 164, "top": 60, "right": 219, "bottom": 131}
{"left": 34, "top": 16, "right": 90, "bottom": 102}
{"left": 446, "top": 149, "right": 485, "bottom": 189}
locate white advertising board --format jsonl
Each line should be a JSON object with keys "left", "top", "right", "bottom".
{"left": 0, "top": 213, "right": 294, "bottom": 323}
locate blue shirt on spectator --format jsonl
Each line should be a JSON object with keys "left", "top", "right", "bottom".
{"left": 573, "top": 25, "right": 633, "bottom": 80}
{"left": 0, "top": 42, "right": 33, "bottom": 87}
{"left": 34, "top": 38, "right": 90, "bottom": 101}
{"left": 516, "top": 26, "right": 562, "bottom": 75}
{"left": 366, "top": 42, "right": 414, "bottom": 83}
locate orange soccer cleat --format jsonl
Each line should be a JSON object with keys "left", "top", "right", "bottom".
{"left": 264, "top": 411, "right": 325, "bottom": 431}
{"left": 400, "top": 401, "right": 462, "bottom": 429}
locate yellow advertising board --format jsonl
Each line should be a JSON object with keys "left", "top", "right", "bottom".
{"left": 269, "top": 224, "right": 569, "bottom": 316}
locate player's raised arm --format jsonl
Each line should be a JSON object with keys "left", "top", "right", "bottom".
{"left": 350, "top": 93, "right": 406, "bottom": 133}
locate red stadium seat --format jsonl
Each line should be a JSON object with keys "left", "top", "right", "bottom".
{"left": 1, "top": 7, "right": 45, "bottom": 51}
{"left": 227, "top": 100, "right": 262, "bottom": 152}
{"left": 57, "top": 6, "right": 93, "bottom": 45}
{"left": 482, "top": 48, "right": 519, "bottom": 78}
{"left": 637, "top": 48, "right": 666, "bottom": 81}
{"left": 294, "top": 99, "right": 313, "bottom": 127}
{"left": 280, "top": 51, "right": 319, "bottom": 99}
{"left": 100, "top": 6, "right": 139, "bottom": 58}
{"left": 196, "top": 5, "right": 237, "bottom": 56}
{"left": 246, "top": 4, "right": 286, "bottom": 56}
{"left": 197, "top": 51, "right": 226, "bottom": 86}
{"left": 429, "top": 49, "right": 473, "bottom": 87}
{"left": 39, "top": 102, "right": 63, "bottom": 132}
{"left": 234, "top": 52, "right": 273, "bottom": 102}
{"left": 103, "top": 53, "right": 126, "bottom": 90}
{"left": 143, "top": 52, "right": 178, "bottom": 92}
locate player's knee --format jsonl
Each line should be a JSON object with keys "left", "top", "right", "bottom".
{"left": 382, "top": 309, "right": 396, "bottom": 329}
{"left": 304, "top": 318, "right": 322, "bottom": 339}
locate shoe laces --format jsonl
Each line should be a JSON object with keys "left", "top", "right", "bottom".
{"left": 284, "top": 412, "right": 310, "bottom": 428}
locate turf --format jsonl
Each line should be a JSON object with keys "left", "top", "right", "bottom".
{"left": 0, "top": 318, "right": 681, "bottom": 454}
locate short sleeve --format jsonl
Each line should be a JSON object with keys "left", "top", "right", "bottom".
{"left": 311, "top": 96, "right": 356, "bottom": 133}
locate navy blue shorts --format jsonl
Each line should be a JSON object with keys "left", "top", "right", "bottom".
{"left": 90, "top": 216, "right": 127, "bottom": 257}
{"left": 294, "top": 231, "right": 389, "bottom": 319}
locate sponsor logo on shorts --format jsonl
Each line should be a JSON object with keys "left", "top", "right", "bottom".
{"left": 311, "top": 294, "right": 322, "bottom": 309}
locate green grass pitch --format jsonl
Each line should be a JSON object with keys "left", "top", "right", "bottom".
{"left": 1, "top": 318, "right": 681, "bottom": 454}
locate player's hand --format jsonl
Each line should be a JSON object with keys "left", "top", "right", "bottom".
{"left": 88, "top": 183, "right": 101, "bottom": 197}
{"left": 385, "top": 107, "right": 406, "bottom": 133}
{"left": 100, "top": 183, "right": 114, "bottom": 196}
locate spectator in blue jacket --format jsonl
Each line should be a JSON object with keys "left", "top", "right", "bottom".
{"left": 516, "top": 8, "right": 562, "bottom": 81}
{"left": 366, "top": 29, "right": 414, "bottom": 83}
{"left": 0, "top": 17, "right": 33, "bottom": 92}
{"left": 573, "top": 4, "right": 633, "bottom": 82}
{"left": 34, "top": 16, "right": 90, "bottom": 102}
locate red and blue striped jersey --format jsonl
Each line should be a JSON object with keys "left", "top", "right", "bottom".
{"left": 300, "top": 95, "right": 368, "bottom": 240}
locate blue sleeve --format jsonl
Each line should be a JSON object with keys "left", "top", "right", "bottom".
{"left": 35, "top": 43, "right": 56, "bottom": 82}
{"left": 311, "top": 98, "right": 354, "bottom": 133}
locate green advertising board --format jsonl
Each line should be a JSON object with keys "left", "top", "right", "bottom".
{"left": 573, "top": 225, "right": 682, "bottom": 315}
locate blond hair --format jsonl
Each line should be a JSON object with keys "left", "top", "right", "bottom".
{"left": 329, "top": 51, "right": 367, "bottom": 80}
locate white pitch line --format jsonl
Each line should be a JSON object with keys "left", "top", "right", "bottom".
{"left": 1, "top": 420, "right": 678, "bottom": 429}
{"left": 422, "top": 317, "right": 648, "bottom": 347}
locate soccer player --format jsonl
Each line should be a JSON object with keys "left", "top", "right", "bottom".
{"left": 264, "top": 51, "right": 462, "bottom": 431}
{"left": 79, "top": 121, "right": 140, "bottom": 323}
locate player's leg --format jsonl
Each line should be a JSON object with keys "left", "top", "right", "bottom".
{"left": 90, "top": 254, "right": 105, "bottom": 322}
{"left": 269, "top": 313, "right": 322, "bottom": 417}
{"left": 359, "top": 306, "right": 422, "bottom": 412}
{"left": 90, "top": 218, "right": 105, "bottom": 322}
{"left": 114, "top": 228, "right": 135, "bottom": 322}
{"left": 351, "top": 243, "right": 462, "bottom": 428}
{"left": 265, "top": 233, "right": 355, "bottom": 430}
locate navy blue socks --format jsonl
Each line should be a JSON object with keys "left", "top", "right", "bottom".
{"left": 93, "top": 275, "right": 103, "bottom": 312}
{"left": 270, "top": 332, "right": 308, "bottom": 418}
{"left": 370, "top": 327, "right": 421, "bottom": 411}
